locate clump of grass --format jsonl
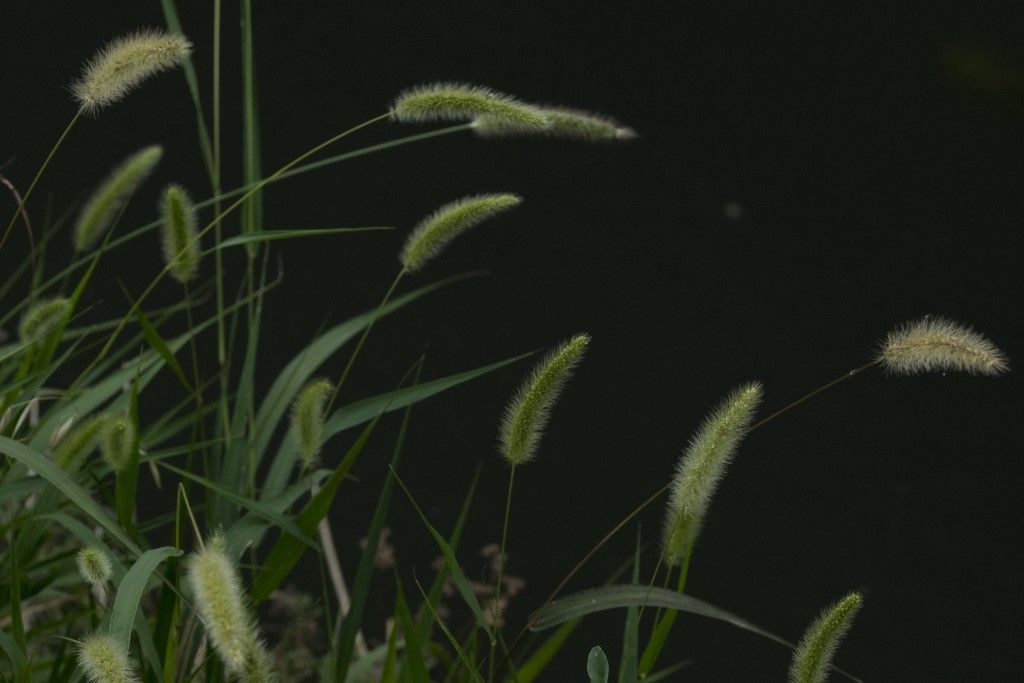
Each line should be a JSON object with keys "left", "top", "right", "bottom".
{"left": 391, "top": 82, "right": 550, "bottom": 129}
{"left": 400, "top": 193, "right": 522, "bottom": 273}
{"left": 158, "top": 184, "right": 200, "bottom": 283}
{"left": 71, "top": 29, "right": 193, "bottom": 114}
{"left": 789, "top": 592, "right": 863, "bottom": 683}
{"left": 662, "top": 382, "right": 762, "bottom": 566}
{"left": 877, "top": 316, "right": 1009, "bottom": 376}
{"left": 74, "top": 145, "right": 163, "bottom": 252}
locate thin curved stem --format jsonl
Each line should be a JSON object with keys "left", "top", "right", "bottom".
{"left": 490, "top": 463, "right": 516, "bottom": 681}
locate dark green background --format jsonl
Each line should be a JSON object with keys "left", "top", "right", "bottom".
{"left": 2, "top": 2, "right": 1022, "bottom": 680}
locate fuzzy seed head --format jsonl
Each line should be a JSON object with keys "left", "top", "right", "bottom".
{"left": 877, "top": 316, "right": 1008, "bottom": 376}
{"left": 186, "top": 534, "right": 260, "bottom": 673}
{"left": 474, "top": 106, "right": 637, "bottom": 143}
{"left": 76, "top": 546, "right": 113, "bottom": 586}
{"left": 662, "top": 382, "right": 763, "bottom": 566}
{"left": 789, "top": 592, "right": 863, "bottom": 683}
{"left": 499, "top": 334, "right": 591, "bottom": 466}
{"left": 158, "top": 184, "right": 200, "bottom": 283}
{"left": 74, "top": 145, "right": 163, "bottom": 252}
{"left": 391, "top": 82, "right": 550, "bottom": 129}
{"left": 19, "top": 297, "right": 71, "bottom": 343}
{"left": 400, "top": 193, "right": 521, "bottom": 272}
{"left": 291, "top": 378, "right": 333, "bottom": 467}
{"left": 77, "top": 633, "right": 139, "bottom": 683}
{"left": 72, "top": 30, "right": 192, "bottom": 114}
{"left": 100, "top": 416, "right": 136, "bottom": 473}
{"left": 54, "top": 414, "right": 108, "bottom": 469}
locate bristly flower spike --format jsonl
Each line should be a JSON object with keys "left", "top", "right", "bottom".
{"left": 789, "top": 592, "right": 863, "bottom": 683}
{"left": 400, "top": 193, "right": 522, "bottom": 273}
{"left": 18, "top": 297, "right": 71, "bottom": 343}
{"left": 474, "top": 105, "right": 637, "bottom": 143}
{"left": 391, "top": 82, "right": 550, "bottom": 130}
{"left": 76, "top": 633, "right": 139, "bottom": 683}
{"left": 76, "top": 546, "right": 113, "bottom": 587}
{"left": 291, "top": 378, "right": 333, "bottom": 467}
{"left": 499, "top": 334, "right": 591, "bottom": 466}
{"left": 100, "top": 416, "right": 136, "bottom": 473}
{"left": 662, "top": 382, "right": 763, "bottom": 566}
{"left": 74, "top": 145, "right": 163, "bottom": 252}
{"left": 54, "top": 414, "right": 108, "bottom": 469}
{"left": 71, "top": 29, "right": 192, "bottom": 114}
{"left": 158, "top": 184, "right": 200, "bottom": 283}
{"left": 187, "top": 534, "right": 276, "bottom": 679}
{"left": 877, "top": 316, "right": 1009, "bottom": 376}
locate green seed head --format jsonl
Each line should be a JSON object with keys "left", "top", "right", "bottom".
{"left": 877, "top": 316, "right": 1008, "bottom": 376}
{"left": 187, "top": 534, "right": 264, "bottom": 674}
{"left": 100, "top": 416, "right": 136, "bottom": 473}
{"left": 18, "top": 297, "right": 71, "bottom": 343}
{"left": 291, "top": 378, "right": 333, "bottom": 467}
{"left": 74, "top": 145, "right": 163, "bottom": 252}
{"left": 391, "top": 82, "right": 550, "bottom": 129}
{"left": 159, "top": 184, "right": 200, "bottom": 283}
{"left": 54, "top": 414, "right": 108, "bottom": 470}
{"left": 662, "top": 382, "right": 762, "bottom": 566}
{"left": 789, "top": 592, "right": 863, "bottom": 683}
{"left": 72, "top": 29, "right": 193, "bottom": 114}
{"left": 76, "top": 546, "right": 113, "bottom": 586}
{"left": 76, "top": 633, "right": 139, "bottom": 683}
{"left": 498, "top": 334, "right": 591, "bottom": 466}
{"left": 474, "top": 106, "right": 637, "bottom": 143}
{"left": 400, "top": 193, "right": 522, "bottom": 273}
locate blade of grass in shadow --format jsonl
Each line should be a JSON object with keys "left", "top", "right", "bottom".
{"left": 113, "top": 375, "right": 142, "bottom": 535}
{"left": 0, "top": 436, "right": 141, "bottom": 555}
{"left": 0, "top": 629, "right": 27, "bottom": 675}
{"left": 644, "top": 658, "right": 694, "bottom": 682}
{"left": 413, "top": 575, "right": 485, "bottom": 683}
{"left": 531, "top": 585, "right": 861, "bottom": 683}
{"left": 240, "top": 0, "right": 262, "bottom": 259}
{"left": 216, "top": 226, "right": 393, "bottom": 249}
{"left": 333, "top": 358, "right": 424, "bottom": 677}
{"left": 617, "top": 532, "right": 641, "bottom": 683}
{"left": 134, "top": 303, "right": 191, "bottom": 392}
{"left": 395, "top": 576, "right": 430, "bottom": 682}
{"left": 256, "top": 272, "right": 484, "bottom": 499}
{"left": 390, "top": 467, "right": 491, "bottom": 642}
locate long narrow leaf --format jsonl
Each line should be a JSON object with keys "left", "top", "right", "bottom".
{"left": 108, "top": 547, "right": 182, "bottom": 649}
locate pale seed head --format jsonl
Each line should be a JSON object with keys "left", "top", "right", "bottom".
{"left": 76, "top": 633, "right": 139, "bottom": 683}
{"left": 662, "top": 382, "right": 763, "bottom": 566}
{"left": 159, "top": 184, "right": 200, "bottom": 283}
{"left": 474, "top": 106, "right": 637, "bottom": 143}
{"left": 74, "top": 145, "right": 163, "bottom": 252}
{"left": 391, "top": 82, "right": 550, "bottom": 129}
{"left": 71, "top": 29, "right": 193, "bottom": 114}
{"left": 291, "top": 378, "right": 333, "bottom": 467}
{"left": 400, "top": 193, "right": 522, "bottom": 272}
{"left": 18, "top": 297, "right": 71, "bottom": 343}
{"left": 54, "top": 414, "right": 108, "bottom": 470}
{"left": 76, "top": 546, "right": 113, "bottom": 587}
{"left": 789, "top": 592, "right": 863, "bottom": 683}
{"left": 100, "top": 416, "right": 136, "bottom": 473}
{"left": 498, "top": 334, "right": 591, "bottom": 467}
{"left": 877, "top": 316, "right": 1009, "bottom": 376}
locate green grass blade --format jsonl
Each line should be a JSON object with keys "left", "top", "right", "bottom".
{"left": 390, "top": 468, "right": 491, "bottom": 640}
{"left": 240, "top": 0, "right": 261, "bottom": 257}
{"left": 0, "top": 628, "right": 28, "bottom": 674}
{"left": 216, "top": 226, "right": 393, "bottom": 249}
{"left": 108, "top": 546, "right": 182, "bottom": 650}
{"left": 114, "top": 376, "right": 142, "bottom": 533}
{"left": 134, "top": 304, "right": 191, "bottom": 392}
{"left": 507, "top": 619, "right": 580, "bottom": 683}
{"left": 0, "top": 436, "right": 141, "bottom": 555}
{"left": 588, "top": 646, "right": 610, "bottom": 683}
{"left": 413, "top": 576, "right": 485, "bottom": 683}
{"left": 395, "top": 577, "right": 430, "bottom": 682}
{"left": 617, "top": 532, "right": 641, "bottom": 683}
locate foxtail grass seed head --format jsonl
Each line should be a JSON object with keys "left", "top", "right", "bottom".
{"left": 76, "top": 546, "right": 113, "bottom": 587}
{"left": 391, "top": 82, "right": 550, "bottom": 129}
{"left": 19, "top": 297, "right": 71, "bottom": 343}
{"left": 291, "top": 378, "right": 333, "bottom": 467}
{"left": 400, "top": 193, "right": 522, "bottom": 272}
{"left": 100, "top": 416, "right": 136, "bottom": 473}
{"left": 662, "top": 382, "right": 763, "bottom": 566}
{"left": 877, "top": 316, "right": 1009, "bottom": 376}
{"left": 499, "top": 333, "right": 591, "bottom": 466}
{"left": 74, "top": 145, "right": 163, "bottom": 252}
{"left": 789, "top": 592, "right": 863, "bottom": 683}
{"left": 187, "top": 534, "right": 263, "bottom": 674}
{"left": 54, "top": 414, "right": 108, "bottom": 469}
{"left": 474, "top": 106, "right": 637, "bottom": 143}
{"left": 159, "top": 184, "right": 200, "bottom": 283}
{"left": 72, "top": 30, "right": 192, "bottom": 114}
{"left": 77, "top": 633, "right": 139, "bottom": 683}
